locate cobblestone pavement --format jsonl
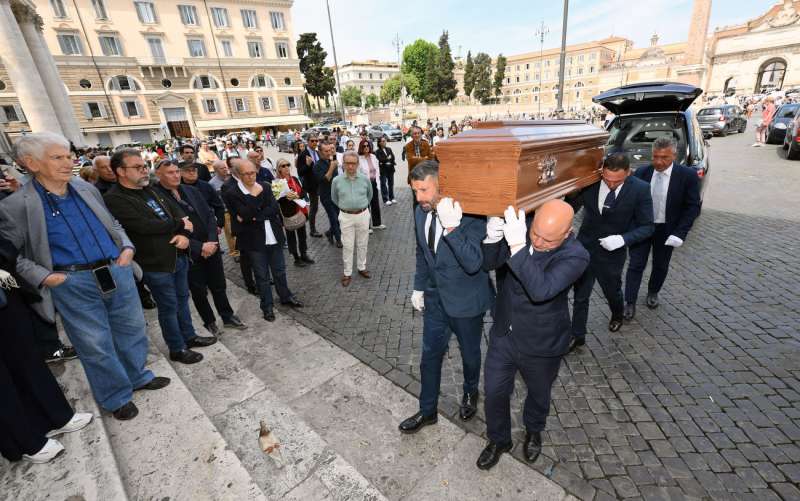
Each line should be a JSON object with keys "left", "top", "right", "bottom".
{"left": 223, "top": 130, "right": 800, "bottom": 500}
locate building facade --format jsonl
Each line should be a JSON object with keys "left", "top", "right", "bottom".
{"left": 598, "top": 35, "right": 688, "bottom": 96}
{"left": 333, "top": 60, "right": 399, "bottom": 97}
{"left": 0, "top": 0, "right": 309, "bottom": 148}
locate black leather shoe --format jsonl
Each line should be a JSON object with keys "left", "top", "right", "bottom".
{"left": 460, "top": 392, "right": 479, "bottom": 421}
{"left": 169, "top": 349, "right": 203, "bottom": 364}
{"left": 187, "top": 335, "right": 218, "bottom": 348}
{"left": 246, "top": 285, "right": 259, "bottom": 296}
{"left": 476, "top": 441, "right": 512, "bottom": 470}
{"left": 204, "top": 322, "right": 221, "bottom": 336}
{"left": 112, "top": 401, "right": 139, "bottom": 421}
{"left": 135, "top": 376, "right": 171, "bottom": 391}
{"left": 223, "top": 315, "right": 247, "bottom": 330}
{"left": 523, "top": 431, "right": 542, "bottom": 463}
{"left": 608, "top": 319, "right": 623, "bottom": 332}
{"left": 263, "top": 308, "right": 276, "bottom": 322}
{"left": 326, "top": 231, "right": 334, "bottom": 245}
{"left": 568, "top": 337, "right": 585, "bottom": 353}
{"left": 310, "top": 230, "right": 323, "bottom": 238}
{"left": 301, "top": 254, "right": 315, "bottom": 264}
{"left": 623, "top": 303, "right": 636, "bottom": 322}
{"left": 140, "top": 294, "right": 157, "bottom": 310}
{"left": 646, "top": 292, "right": 659, "bottom": 309}
{"left": 293, "top": 258, "right": 307, "bottom": 267}
{"left": 335, "top": 241, "right": 343, "bottom": 249}
{"left": 282, "top": 297, "right": 304, "bottom": 308}
{"left": 398, "top": 412, "right": 437, "bottom": 434}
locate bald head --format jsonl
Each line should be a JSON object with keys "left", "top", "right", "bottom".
{"left": 531, "top": 200, "right": 574, "bottom": 252}
{"left": 212, "top": 159, "right": 229, "bottom": 178}
{"left": 246, "top": 150, "right": 261, "bottom": 164}
{"left": 92, "top": 155, "right": 115, "bottom": 182}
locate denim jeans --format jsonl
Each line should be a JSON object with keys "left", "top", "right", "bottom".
{"left": 50, "top": 263, "right": 153, "bottom": 411}
{"left": 320, "top": 196, "right": 341, "bottom": 242}
{"left": 247, "top": 244, "right": 293, "bottom": 313}
{"left": 380, "top": 172, "right": 395, "bottom": 202}
{"left": 143, "top": 255, "right": 198, "bottom": 352}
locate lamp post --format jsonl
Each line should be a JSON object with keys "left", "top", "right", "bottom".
{"left": 535, "top": 20, "right": 548, "bottom": 119}
{"left": 325, "top": 0, "right": 345, "bottom": 121}
{"left": 556, "top": 0, "right": 569, "bottom": 116}
{"left": 392, "top": 33, "right": 405, "bottom": 128}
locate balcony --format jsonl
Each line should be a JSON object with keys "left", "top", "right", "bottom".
{"left": 137, "top": 56, "right": 185, "bottom": 67}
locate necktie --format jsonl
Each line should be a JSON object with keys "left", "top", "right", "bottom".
{"left": 602, "top": 188, "right": 616, "bottom": 214}
{"left": 427, "top": 211, "right": 437, "bottom": 255}
{"left": 652, "top": 172, "right": 665, "bottom": 222}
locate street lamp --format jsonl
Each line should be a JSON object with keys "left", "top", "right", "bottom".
{"left": 535, "top": 20, "right": 549, "bottom": 119}
{"left": 325, "top": 0, "right": 345, "bottom": 121}
{"left": 556, "top": 0, "right": 569, "bottom": 116}
{"left": 392, "top": 33, "right": 405, "bottom": 128}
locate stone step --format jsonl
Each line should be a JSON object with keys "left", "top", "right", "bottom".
{"left": 0, "top": 354, "right": 128, "bottom": 501}
{"left": 143, "top": 282, "right": 387, "bottom": 500}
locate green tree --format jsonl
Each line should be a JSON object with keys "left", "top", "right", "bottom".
{"left": 402, "top": 39, "right": 438, "bottom": 101}
{"left": 380, "top": 73, "right": 420, "bottom": 104}
{"left": 472, "top": 52, "right": 493, "bottom": 104}
{"left": 296, "top": 33, "right": 336, "bottom": 110}
{"left": 494, "top": 54, "right": 507, "bottom": 97}
{"left": 341, "top": 86, "right": 363, "bottom": 107}
{"left": 463, "top": 51, "right": 475, "bottom": 99}
{"left": 433, "top": 31, "right": 458, "bottom": 103}
{"left": 364, "top": 94, "right": 380, "bottom": 109}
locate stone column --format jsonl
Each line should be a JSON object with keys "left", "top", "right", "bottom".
{"left": 16, "top": 5, "right": 86, "bottom": 146}
{"left": 0, "top": 0, "right": 62, "bottom": 137}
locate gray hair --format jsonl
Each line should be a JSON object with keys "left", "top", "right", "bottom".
{"left": 92, "top": 155, "right": 109, "bottom": 168}
{"left": 409, "top": 160, "right": 439, "bottom": 182}
{"left": 229, "top": 157, "right": 255, "bottom": 177}
{"left": 341, "top": 150, "right": 359, "bottom": 164}
{"left": 12, "top": 132, "right": 70, "bottom": 163}
{"left": 652, "top": 137, "right": 677, "bottom": 154}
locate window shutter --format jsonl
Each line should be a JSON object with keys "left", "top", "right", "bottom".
{"left": 241, "top": 98, "right": 248, "bottom": 112}
{"left": 202, "top": 99, "right": 209, "bottom": 113}
{"left": 13, "top": 105, "right": 25, "bottom": 122}
{"left": 229, "top": 97, "right": 236, "bottom": 112}
{"left": 134, "top": 100, "right": 142, "bottom": 117}
{"left": 120, "top": 101, "right": 129, "bottom": 117}
{"left": 127, "top": 76, "right": 136, "bottom": 91}
{"left": 82, "top": 102, "right": 91, "bottom": 118}
{"left": 0, "top": 107, "right": 7, "bottom": 124}
{"left": 99, "top": 102, "right": 108, "bottom": 118}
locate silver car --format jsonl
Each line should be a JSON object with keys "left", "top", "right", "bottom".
{"left": 368, "top": 124, "right": 402, "bottom": 142}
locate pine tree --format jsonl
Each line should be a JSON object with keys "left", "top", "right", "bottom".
{"left": 296, "top": 33, "right": 336, "bottom": 111}
{"left": 494, "top": 54, "right": 507, "bottom": 98}
{"left": 434, "top": 31, "right": 457, "bottom": 103}
{"left": 463, "top": 51, "right": 475, "bottom": 99}
{"left": 472, "top": 53, "right": 493, "bottom": 105}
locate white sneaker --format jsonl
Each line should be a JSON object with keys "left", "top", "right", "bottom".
{"left": 22, "top": 439, "right": 65, "bottom": 463}
{"left": 46, "top": 413, "right": 93, "bottom": 438}
{"left": 369, "top": 229, "right": 374, "bottom": 234}
{"left": 391, "top": 199, "right": 397, "bottom": 204}
{"left": 385, "top": 200, "right": 393, "bottom": 206}
{"left": 375, "top": 225, "right": 387, "bottom": 230}
{"left": 751, "top": 143, "right": 762, "bottom": 147}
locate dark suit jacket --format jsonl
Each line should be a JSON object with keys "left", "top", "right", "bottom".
{"left": 569, "top": 176, "right": 654, "bottom": 265}
{"left": 632, "top": 164, "right": 701, "bottom": 240}
{"left": 483, "top": 235, "right": 590, "bottom": 357}
{"left": 182, "top": 178, "right": 225, "bottom": 228}
{"left": 296, "top": 147, "right": 320, "bottom": 191}
{"left": 414, "top": 207, "right": 493, "bottom": 318}
{"left": 155, "top": 184, "right": 218, "bottom": 262}
{"left": 222, "top": 182, "right": 285, "bottom": 252}
{"left": 375, "top": 147, "right": 396, "bottom": 176}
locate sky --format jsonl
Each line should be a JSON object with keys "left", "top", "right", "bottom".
{"left": 292, "top": 0, "right": 774, "bottom": 66}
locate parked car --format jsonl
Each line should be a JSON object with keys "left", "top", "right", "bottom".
{"left": 301, "top": 126, "right": 331, "bottom": 141}
{"left": 593, "top": 81, "right": 711, "bottom": 201}
{"left": 696, "top": 105, "right": 747, "bottom": 137}
{"left": 276, "top": 133, "right": 298, "bottom": 153}
{"left": 783, "top": 110, "right": 800, "bottom": 160}
{"left": 767, "top": 103, "right": 800, "bottom": 144}
{"left": 368, "top": 124, "right": 403, "bottom": 142}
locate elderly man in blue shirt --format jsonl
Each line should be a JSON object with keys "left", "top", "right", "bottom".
{"left": 0, "top": 133, "right": 169, "bottom": 421}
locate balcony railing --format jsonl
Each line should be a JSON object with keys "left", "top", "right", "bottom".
{"left": 137, "top": 56, "right": 184, "bottom": 66}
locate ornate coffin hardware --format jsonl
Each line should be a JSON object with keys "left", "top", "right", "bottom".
{"left": 537, "top": 154, "right": 557, "bottom": 185}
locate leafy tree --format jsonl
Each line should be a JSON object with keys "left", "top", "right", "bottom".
{"left": 364, "top": 94, "right": 380, "bottom": 109}
{"left": 296, "top": 33, "right": 336, "bottom": 110}
{"left": 472, "top": 52, "right": 493, "bottom": 104}
{"left": 341, "top": 86, "right": 363, "bottom": 107}
{"left": 463, "top": 51, "right": 475, "bottom": 99}
{"left": 402, "top": 39, "right": 438, "bottom": 101}
{"left": 380, "top": 73, "right": 420, "bottom": 104}
{"left": 431, "top": 31, "right": 457, "bottom": 103}
{"left": 494, "top": 54, "right": 507, "bottom": 97}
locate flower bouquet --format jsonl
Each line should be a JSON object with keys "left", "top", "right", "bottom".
{"left": 271, "top": 178, "right": 290, "bottom": 199}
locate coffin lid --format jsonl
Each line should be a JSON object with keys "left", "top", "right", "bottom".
{"left": 592, "top": 82, "right": 702, "bottom": 115}
{"left": 441, "top": 120, "right": 608, "bottom": 147}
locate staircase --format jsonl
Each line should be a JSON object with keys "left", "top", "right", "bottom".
{"left": 1, "top": 281, "right": 570, "bottom": 501}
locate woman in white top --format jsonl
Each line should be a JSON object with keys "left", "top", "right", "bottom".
{"left": 357, "top": 139, "right": 385, "bottom": 230}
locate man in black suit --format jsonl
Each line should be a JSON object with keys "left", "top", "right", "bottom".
{"left": 296, "top": 134, "right": 322, "bottom": 237}
{"left": 624, "top": 138, "right": 701, "bottom": 319}
{"left": 178, "top": 144, "right": 211, "bottom": 182}
{"left": 178, "top": 161, "right": 225, "bottom": 230}
{"left": 477, "top": 200, "right": 589, "bottom": 470}
{"left": 569, "top": 153, "right": 654, "bottom": 351}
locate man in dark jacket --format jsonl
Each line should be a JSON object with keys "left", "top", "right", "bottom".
{"left": 477, "top": 201, "right": 589, "bottom": 470}
{"left": 296, "top": 134, "right": 321, "bottom": 237}
{"left": 624, "top": 138, "right": 701, "bottom": 319}
{"left": 104, "top": 152, "right": 216, "bottom": 364}
{"left": 154, "top": 161, "right": 246, "bottom": 336}
{"left": 312, "top": 143, "right": 341, "bottom": 247}
{"left": 568, "top": 153, "right": 654, "bottom": 350}
{"left": 178, "top": 144, "right": 211, "bottom": 182}
{"left": 178, "top": 161, "right": 225, "bottom": 229}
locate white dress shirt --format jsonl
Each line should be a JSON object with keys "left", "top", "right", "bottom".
{"left": 237, "top": 180, "right": 277, "bottom": 245}
{"left": 597, "top": 181, "right": 623, "bottom": 214}
{"left": 651, "top": 164, "right": 672, "bottom": 224}
{"left": 424, "top": 211, "right": 444, "bottom": 253}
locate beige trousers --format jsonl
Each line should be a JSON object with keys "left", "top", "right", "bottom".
{"left": 339, "top": 210, "right": 370, "bottom": 276}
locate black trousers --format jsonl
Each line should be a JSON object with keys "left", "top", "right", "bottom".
{"left": 286, "top": 225, "right": 308, "bottom": 259}
{"left": 369, "top": 179, "right": 382, "bottom": 226}
{"left": 380, "top": 170, "right": 395, "bottom": 202}
{"left": 188, "top": 252, "right": 234, "bottom": 326}
{"left": 0, "top": 290, "right": 73, "bottom": 461}
{"left": 484, "top": 333, "right": 561, "bottom": 446}
{"left": 238, "top": 250, "right": 258, "bottom": 290}
{"left": 30, "top": 310, "right": 63, "bottom": 359}
{"left": 307, "top": 190, "right": 320, "bottom": 233}
{"left": 625, "top": 224, "right": 674, "bottom": 304}
{"left": 572, "top": 253, "right": 625, "bottom": 339}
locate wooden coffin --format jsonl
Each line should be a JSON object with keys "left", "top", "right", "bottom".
{"left": 436, "top": 120, "right": 609, "bottom": 216}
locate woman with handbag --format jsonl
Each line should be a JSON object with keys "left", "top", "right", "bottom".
{"left": 276, "top": 159, "right": 315, "bottom": 267}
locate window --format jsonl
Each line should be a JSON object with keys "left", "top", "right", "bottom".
{"left": 79, "top": 79, "right": 92, "bottom": 88}
{"left": 0, "top": 80, "right": 4, "bottom": 91}
{"left": 260, "top": 97, "right": 272, "bottom": 110}
{"left": 0, "top": 105, "right": 25, "bottom": 123}
{"left": 250, "top": 75, "right": 273, "bottom": 88}
{"left": 108, "top": 75, "right": 140, "bottom": 91}
{"left": 247, "top": 40, "right": 264, "bottom": 58}
{"left": 358, "top": 72, "right": 362, "bottom": 79}
{"left": 241, "top": 9, "right": 258, "bottom": 29}
{"left": 210, "top": 7, "right": 229, "bottom": 28}
{"left": 99, "top": 35, "right": 123, "bottom": 56}
{"left": 203, "top": 98, "right": 219, "bottom": 113}
{"left": 590, "top": 53, "right": 596, "bottom": 60}
{"left": 187, "top": 39, "right": 206, "bottom": 58}
{"left": 756, "top": 58, "right": 787, "bottom": 93}
{"left": 369, "top": 73, "right": 373, "bottom": 79}
{"left": 147, "top": 37, "right": 165, "bottom": 60}
{"left": 232, "top": 97, "right": 248, "bottom": 112}
{"left": 50, "top": 0, "right": 67, "bottom": 18}
{"left": 192, "top": 75, "right": 218, "bottom": 89}
{"left": 92, "top": 0, "right": 108, "bottom": 19}
{"left": 578, "top": 55, "right": 584, "bottom": 62}
{"left": 269, "top": 12, "right": 285, "bottom": 30}
{"left": 134, "top": 1, "right": 157, "bottom": 23}
{"left": 161, "top": 78, "right": 172, "bottom": 88}
{"left": 284, "top": 77, "right": 291, "bottom": 85}
{"left": 578, "top": 68, "right": 583, "bottom": 75}
{"left": 121, "top": 100, "right": 141, "bottom": 117}
{"left": 379, "top": 73, "right": 383, "bottom": 79}
{"left": 589, "top": 66, "right": 595, "bottom": 74}
{"left": 178, "top": 5, "right": 199, "bottom": 26}
{"left": 526, "top": 63, "right": 530, "bottom": 70}
{"left": 287, "top": 96, "right": 297, "bottom": 109}
{"left": 220, "top": 40, "right": 233, "bottom": 57}
{"left": 56, "top": 34, "right": 82, "bottom": 55}
{"left": 275, "top": 42, "right": 289, "bottom": 59}
{"left": 229, "top": 78, "right": 239, "bottom": 87}
{"left": 82, "top": 102, "right": 107, "bottom": 119}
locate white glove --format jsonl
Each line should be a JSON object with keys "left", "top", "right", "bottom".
{"left": 436, "top": 197, "right": 463, "bottom": 229}
{"left": 502, "top": 206, "right": 527, "bottom": 251}
{"left": 599, "top": 234, "right": 625, "bottom": 251}
{"left": 411, "top": 290, "right": 424, "bottom": 311}
{"left": 665, "top": 235, "right": 684, "bottom": 247}
{"left": 483, "top": 216, "right": 505, "bottom": 244}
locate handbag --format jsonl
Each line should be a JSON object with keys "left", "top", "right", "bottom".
{"left": 283, "top": 210, "right": 307, "bottom": 231}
